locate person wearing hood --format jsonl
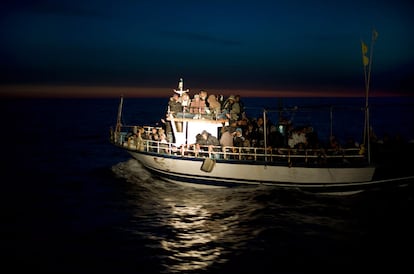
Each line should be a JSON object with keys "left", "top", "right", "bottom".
{"left": 223, "top": 95, "right": 241, "bottom": 123}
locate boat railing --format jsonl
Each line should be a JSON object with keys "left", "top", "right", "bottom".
{"left": 110, "top": 128, "right": 367, "bottom": 165}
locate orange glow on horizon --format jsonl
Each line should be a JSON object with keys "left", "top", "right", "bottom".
{"left": 0, "top": 84, "right": 408, "bottom": 98}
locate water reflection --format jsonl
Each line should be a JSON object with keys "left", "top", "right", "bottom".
{"left": 160, "top": 201, "right": 224, "bottom": 272}
{"left": 113, "top": 160, "right": 261, "bottom": 272}
{"left": 156, "top": 187, "right": 263, "bottom": 273}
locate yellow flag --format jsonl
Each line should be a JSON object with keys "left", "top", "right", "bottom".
{"left": 361, "top": 40, "right": 369, "bottom": 66}
{"left": 361, "top": 41, "right": 368, "bottom": 55}
{"left": 362, "top": 55, "right": 369, "bottom": 66}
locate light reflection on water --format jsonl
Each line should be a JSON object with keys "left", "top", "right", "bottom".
{"left": 149, "top": 188, "right": 263, "bottom": 273}
{"left": 112, "top": 159, "right": 264, "bottom": 273}
{"left": 160, "top": 202, "right": 224, "bottom": 272}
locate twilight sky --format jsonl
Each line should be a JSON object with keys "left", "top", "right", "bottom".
{"left": 1, "top": 0, "right": 413, "bottom": 97}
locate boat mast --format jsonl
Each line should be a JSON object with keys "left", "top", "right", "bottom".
{"left": 361, "top": 28, "right": 378, "bottom": 164}
{"left": 116, "top": 95, "right": 124, "bottom": 133}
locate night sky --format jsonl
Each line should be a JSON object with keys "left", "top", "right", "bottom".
{"left": 1, "top": 0, "right": 413, "bottom": 97}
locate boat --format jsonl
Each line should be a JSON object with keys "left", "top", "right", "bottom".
{"left": 109, "top": 78, "right": 414, "bottom": 195}
{"left": 110, "top": 29, "right": 414, "bottom": 195}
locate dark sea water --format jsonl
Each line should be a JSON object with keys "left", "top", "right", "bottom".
{"left": 1, "top": 96, "right": 414, "bottom": 274}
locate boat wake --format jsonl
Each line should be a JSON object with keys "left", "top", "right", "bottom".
{"left": 111, "top": 158, "right": 154, "bottom": 183}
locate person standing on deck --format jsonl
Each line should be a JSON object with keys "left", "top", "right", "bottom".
{"left": 167, "top": 93, "right": 184, "bottom": 133}
{"left": 223, "top": 95, "right": 241, "bottom": 124}
{"left": 207, "top": 94, "right": 222, "bottom": 118}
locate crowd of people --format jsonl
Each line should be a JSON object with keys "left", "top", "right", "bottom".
{"left": 117, "top": 86, "right": 414, "bottom": 166}
{"left": 167, "top": 89, "right": 245, "bottom": 122}
{"left": 163, "top": 88, "right": 331, "bottom": 155}
{"left": 124, "top": 88, "right": 368, "bottom": 160}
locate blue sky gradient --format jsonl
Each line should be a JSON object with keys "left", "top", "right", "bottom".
{"left": 1, "top": 0, "right": 413, "bottom": 97}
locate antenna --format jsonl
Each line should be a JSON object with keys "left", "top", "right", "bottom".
{"left": 174, "top": 78, "right": 189, "bottom": 96}
{"left": 361, "top": 28, "right": 378, "bottom": 164}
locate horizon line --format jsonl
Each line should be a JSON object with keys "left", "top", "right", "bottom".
{"left": 0, "top": 84, "right": 410, "bottom": 98}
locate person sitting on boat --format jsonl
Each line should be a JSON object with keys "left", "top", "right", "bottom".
{"left": 220, "top": 126, "right": 234, "bottom": 159}
{"left": 195, "top": 130, "right": 220, "bottom": 158}
{"left": 157, "top": 128, "right": 170, "bottom": 154}
{"left": 242, "top": 122, "right": 253, "bottom": 147}
{"left": 181, "top": 93, "right": 191, "bottom": 111}
{"left": 189, "top": 94, "right": 206, "bottom": 117}
{"left": 233, "top": 128, "right": 245, "bottom": 147}
{"left": 207, "top": 94, "right": 225, "bottom": 119}
{"left": 149, "top": 127, "right": 159, "bottom": 152}
{"left": 233, "top": 127, "right": 250, "bottom": 159}
{"left": 135, "top": 127, "right": 145, "bottom": 151}
{"left": 167, "top": 93, "right": 183, "bottom": 117}
{"left": 127, "top": 127, "right": 145, "bottom": 150}
{"left": 199, "top": 90, "right": 209, "bottom": 108}
{"left": 287, "top": 127, "right": 307, "bottom": 149}
{"left": 174, "top": 93, "right": 194, "bottom": 119}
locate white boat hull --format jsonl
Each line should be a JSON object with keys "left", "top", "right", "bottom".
{"left": 128, "top": 150, "right": 376, "bottom": 192}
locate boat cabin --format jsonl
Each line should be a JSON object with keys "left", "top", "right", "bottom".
{"left": 166, "top": 114, "right": 227, "bottom": 147}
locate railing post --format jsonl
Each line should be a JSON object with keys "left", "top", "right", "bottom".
{"left": 263, "top": 109, "right": 268, "bottom": 161}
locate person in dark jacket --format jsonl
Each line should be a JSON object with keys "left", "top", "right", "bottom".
{"left": 168, "top": 93, "right": 183, "bottom": 115}
{"left": 195, "top": 130, "right": 220, "bottom": 157}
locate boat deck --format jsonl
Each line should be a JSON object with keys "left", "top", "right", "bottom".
{"left": 110, "top": 128, "right": 369, "bottom": 168}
